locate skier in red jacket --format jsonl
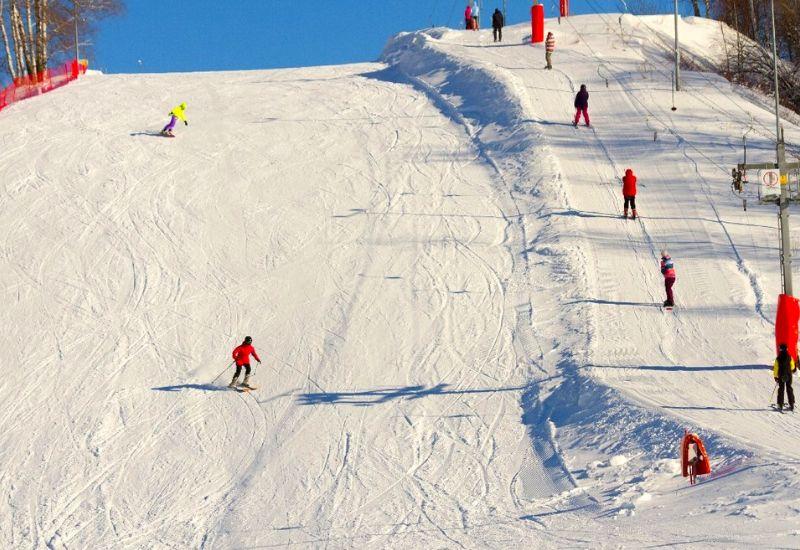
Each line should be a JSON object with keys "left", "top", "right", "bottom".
{"left": 622, "top": 168, "right": 637, "bottom": 219}
{"left": 230, "top": 336, "right": 261, "bottom": 388}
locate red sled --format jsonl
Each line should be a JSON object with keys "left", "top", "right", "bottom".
{"left": 681, "top": 431, "right": 711, "bottom": 484}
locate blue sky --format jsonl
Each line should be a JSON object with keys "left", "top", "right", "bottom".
{"left": 93, "top": 0, "right": 677, "bottom": 74}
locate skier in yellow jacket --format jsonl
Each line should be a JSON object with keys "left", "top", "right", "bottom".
{"left": 161, "top": 102, "right": 188, "bottom": 136}
{"left": 774, "top": 343, "right": 796, "bottom": 411}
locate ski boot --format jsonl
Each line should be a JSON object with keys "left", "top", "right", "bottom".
{"left": 631, "top": 209, "right": 637, "bottom": 220}
{"left": 623, "top": 207, "right": 629, "bottom": 219}
{"left": 788, "top": 404, "right": 795, "bottom": 412}
{"left": 228, "top": 374, "right": 240, "bottom": 388}
{"left": 240, "top": 374, "right": 253, "bottom": 389}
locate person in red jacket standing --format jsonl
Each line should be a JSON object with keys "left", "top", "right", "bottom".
{"left": 465, "top": 4, "right": 473, "bottom": 30}
{"left": 622, "top": 168, "right": 637, "bottom": 219}
{"left": 230, "top": 336, "right": 261, "bottom": 388}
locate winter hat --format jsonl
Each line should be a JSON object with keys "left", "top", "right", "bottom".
{"left": 780, "top": 343, "right": 788, "bottom": 351}
{"left": 243, "top": 336, "right": 252, "bottom": 345}
{"left": 625, "top": 168, "right": 633, "bottom": 176}
{"left": 580, "top": 84, "right": 587, "bottom": 91}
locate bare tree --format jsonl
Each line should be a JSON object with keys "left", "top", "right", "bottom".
{"left": 719, "top": 23, "right": 800, "bottom": 113}
{"left": 0, "top": 0, "right": 122, "bottom": 80}
{"left": 0, "top": 0, "right": 16, "bottom": 78}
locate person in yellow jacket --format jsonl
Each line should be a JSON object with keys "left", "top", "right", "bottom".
{"left": 773, "top": 343, "right": 795, "bottom": 411}
{"left": 161, "top": 102, "right": 188, "bottom": 136}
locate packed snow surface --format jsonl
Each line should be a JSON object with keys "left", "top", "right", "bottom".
{"left": 1, "top": 13, "right": 799, "bottom": 549}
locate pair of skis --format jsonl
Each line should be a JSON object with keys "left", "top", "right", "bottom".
{"left": 230, "top": 384, "right": 258, "bottom": 393}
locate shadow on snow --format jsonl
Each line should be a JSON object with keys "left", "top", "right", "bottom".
{"left": 297, "top": 383, "right": 526, "bottom": 406}
{"left": 152, "top": 383, "right": 228, "bottom": 392}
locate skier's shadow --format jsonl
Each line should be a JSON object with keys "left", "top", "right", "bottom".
{"left": 523, "top": 120, "right": 580, "bottom": 127}
{"left": 548, "top": 209, "right": 623, "bottom": 220}
{"left": 297, "top": 383, "right": 526, "bottom": 406}
{"left": 130, "top": 131, "right": 169, "bottom": 138}
{"left": 152, "top": 383, "right": 227, "bottom": 392}
{"left": 567, "top": 298, "right": 660, "bottom": 307}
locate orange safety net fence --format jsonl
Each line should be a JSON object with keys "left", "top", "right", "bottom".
{"left": 0, "top": 59, "right": 88, "bottom": 113}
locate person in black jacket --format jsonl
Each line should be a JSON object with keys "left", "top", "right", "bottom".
{"left": 774, "top": 343, "right": 796, "bottom": 411}
{"left": 492, "top": 9, "right": 504, "bottom": 42}
{"left": 573, "top": 84, "right": 590, "bottom": 127}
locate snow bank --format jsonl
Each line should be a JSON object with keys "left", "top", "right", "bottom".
{"left": 383, "top": 17, "right": 800, "bottom": 544}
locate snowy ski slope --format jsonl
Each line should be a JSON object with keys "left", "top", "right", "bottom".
{"left": 1, "top": 14, "right": 799, "bottom": 549}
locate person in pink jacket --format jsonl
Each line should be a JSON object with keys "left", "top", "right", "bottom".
{"left": 465, "top": 4, "right": 473, "bottom": 29}
{"left": 660, "top": 250, "right": 676, "bottom": 307}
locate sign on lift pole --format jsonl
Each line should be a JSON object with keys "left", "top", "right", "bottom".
{"left": 770, "top": 0, "right": 793, "bottom": 295}
{"left": 673, "top": 0, "right": 680, "bottom": 92}
{"left": 731, "top": 0, "right": 795, "bottom": 297}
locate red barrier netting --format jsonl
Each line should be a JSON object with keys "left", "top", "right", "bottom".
{"left": 0, "top": 59, "right": 88, "bottom": 114}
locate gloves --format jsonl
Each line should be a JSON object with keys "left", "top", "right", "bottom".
{"left": 184, "top": 121, "right": 188, "bottom": 126}
{"left": 775, "top": 377, "right": 779, "bottom": 382}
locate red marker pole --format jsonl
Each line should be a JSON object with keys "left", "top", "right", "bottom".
{"left": 775, "top": 293, "right": 800, "bottom": 362}
{"left": 531, "top": 1, "right": 545, "bottom": 43}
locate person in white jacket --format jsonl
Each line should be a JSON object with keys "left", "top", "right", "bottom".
{"left": 471, "top": 2, "right": 480, "bottom": 29}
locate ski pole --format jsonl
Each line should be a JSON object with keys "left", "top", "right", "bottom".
{"left": 211, "top": 361, "right": 234, "bottom": 384}
{"left": 770, "top": 382, "right": 778, "bottom": 404}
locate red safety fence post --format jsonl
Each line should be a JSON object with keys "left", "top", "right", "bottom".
{"left": 775, "top": 293, "right": 800, "bottom": 361}
{"left": 560, "top": 0, "right": 569, "bottom": 17}
{"left": 531, "top": 1, "right": 545, "bottom": 44}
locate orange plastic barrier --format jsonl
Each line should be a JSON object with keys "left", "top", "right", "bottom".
{"left": 0, "top": 59, "right": 88, "bottom": 114}
{"left": 681, "top": 431, "right": 711, "bottom": 484}
{"left": 775, "top": 293, "right": 800, "bottom": 360}
{"left": 531, "top": 2, "right": 544, "bottom": 43}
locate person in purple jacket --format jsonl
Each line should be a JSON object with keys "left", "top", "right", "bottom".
{"left": 573, "top": 84, "right": 590, "bottom": 127}
{"left": 660, "top": 250, "right": 676, "bottom": 307}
